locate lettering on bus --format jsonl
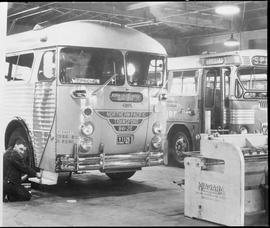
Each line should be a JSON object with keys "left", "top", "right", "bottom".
{"left": 97, "top": 111, "right": 151, "bottom": 132}
{"left": 98, "top": 111, "right": 150, "bottom": 118}
{"left": 109, "top": 118, "right": 143, "bottom": 125}
{"left": 252, "top": 56, "right": 267, "bottom": 66}
{"left": 56, "top": 130, "right": 77, "bottom": 144}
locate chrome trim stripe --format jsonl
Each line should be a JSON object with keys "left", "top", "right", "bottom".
{"left": 230, "top": 109, "right": 255, "bottom": 124}
{"left": 2, "top": 84, "right": 35, "bottom": 130}
{"left": 223, "top": 109, "right": 229, "bottom": 124}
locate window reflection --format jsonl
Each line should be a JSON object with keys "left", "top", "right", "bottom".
{"left": 60, "top": 47, "right": 124, "bottom": 85}
{"left": 126, "top": 51, "right": 164, "bottom": 87}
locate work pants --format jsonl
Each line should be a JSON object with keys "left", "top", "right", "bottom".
{"left": 3, "top": 181, "right": 31, "bottom": 202}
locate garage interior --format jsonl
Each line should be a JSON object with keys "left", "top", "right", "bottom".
{"left": 7, "top": 1, "right": 267, "bottom": 55}
{"left": 2, "top": 1, "right": 268, "bottom": 227}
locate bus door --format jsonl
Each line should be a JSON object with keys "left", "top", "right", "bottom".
{"left": 202, "top": 67, "right": 223, "bottom": 131}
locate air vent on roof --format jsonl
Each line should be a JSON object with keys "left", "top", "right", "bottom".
{"left": 33, "top": 24, "right": 44, "bottom": 31}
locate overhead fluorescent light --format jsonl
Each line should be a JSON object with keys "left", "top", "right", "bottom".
{"left": 127, "top": 2, "right": 167, "bottom": 10}
{"left": 215, "top": 5, "right": 240, "bottom": 16}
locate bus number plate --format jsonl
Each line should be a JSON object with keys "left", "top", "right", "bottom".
{"left": 117, "top": 135, "right": 132, "bottom": 145}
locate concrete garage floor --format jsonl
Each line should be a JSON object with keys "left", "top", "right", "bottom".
{"left": 3, "top": 166, "right": 219, "bottom": 226}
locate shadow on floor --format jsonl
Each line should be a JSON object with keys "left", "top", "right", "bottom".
{"left": 30, "top": 172, "right": 168, "bottom": 200}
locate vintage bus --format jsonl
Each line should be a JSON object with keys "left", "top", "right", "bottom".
{"left": 166, "top": 50, "right": 267, "bottom": 165}
{"left": 1, "top": 20, "right": 168, "bottom": 184}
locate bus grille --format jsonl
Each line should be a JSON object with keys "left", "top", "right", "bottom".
{"left": 230, "top": 109, "right": 254, "bottom": 124}
{"left": 242, "top": 56, "right": 250, "bottom": 65}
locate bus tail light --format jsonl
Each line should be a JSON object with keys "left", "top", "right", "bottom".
{"left": 151, "top": 135, "right": 162, "bottom": 149}
{"left": 81, "top": 122, "right": 94, "bottom": 136}
{"left": 152, "top": 121, "right": 162, "bottom": 135}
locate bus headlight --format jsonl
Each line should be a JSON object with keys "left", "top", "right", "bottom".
{"left": 152, "top": 121, "right": 162, "bottom": 135}
{"left": 81, "top": 122, "right": 94, "bottom": 136}
{"left": 240, "top": 126, "right": 248, "bottom": 134}
{"left": 151, "top": 135, "right": 162, "bottom": 149}
{"left": 79, "top": 137, "right": 93, "bottom": 152}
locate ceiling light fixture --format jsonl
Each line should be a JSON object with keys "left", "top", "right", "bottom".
{"left": 127, "top": 2, "right": 167, "bottom": 10}
{"left": 224, "top": 33, "right": 240, "bottom": 47}
{"left": 215, "top": 5, "right": 240, "bottom": 16}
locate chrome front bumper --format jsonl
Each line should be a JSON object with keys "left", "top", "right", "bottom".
{"left": 77, "top": 151, "right": 164, "bottom": 171}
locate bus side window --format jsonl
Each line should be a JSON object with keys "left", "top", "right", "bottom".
{"left": 205, "top": 75, "right": 215, "bottom": 108}
{"left": 182, "top": 70, "right": 198, "bottom": 95}
{"left": 38, "top": 51, "right": 56, "bottom": 81}
{"left": 224, "top": 70, "right": 230, "bottom": 107}
{"left": 4, "top": 60, "right": 11, "bottom": 81}
{"left": 5, "top": 53, "right": 34, "bottom": 82}
{"left": 170, "top": 71, "right": 183, "bottom": 96}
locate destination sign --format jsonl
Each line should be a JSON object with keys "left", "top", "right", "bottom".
{"left": 204, "top": 57, "right": 224, "bottom": 65}
{"left": 110, "top": 92, "right": 143, "bottom": 102}
{"left": 252, "top": 56, "right": 267, "bottom": 66}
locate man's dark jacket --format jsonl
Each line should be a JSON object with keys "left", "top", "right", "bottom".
{"left": 3, "top": 147, "right": 37, "bottom": 185}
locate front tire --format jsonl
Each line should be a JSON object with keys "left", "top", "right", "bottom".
{"left": 171, "top": 131, "right": 192, "bottom": 167}
{"left": 106, "top": 171, "right": 136, "bottom": 181}
{"left": 8, "top": 127, "right": 36, "bottom": 170}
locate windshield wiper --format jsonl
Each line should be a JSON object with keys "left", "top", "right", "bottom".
{"left": 91, "top": 73, "right": 118, "bottom": 95}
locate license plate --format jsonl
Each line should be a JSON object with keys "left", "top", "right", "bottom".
{"left": 117, "top": 135, "right": 132, "bottom": 145}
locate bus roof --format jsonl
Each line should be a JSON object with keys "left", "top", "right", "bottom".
{"left": 168, "top": 55, "right": 201, "bottom": 71}
{"left": 6, "top": 20, "right": 167, "bottom": 55}
{"left": 200, "top": 49, "right": 267, "bottom": 59}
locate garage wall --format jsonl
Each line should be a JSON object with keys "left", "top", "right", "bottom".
{"left": 173, "top": 29, "right": 267, "bottom": 56}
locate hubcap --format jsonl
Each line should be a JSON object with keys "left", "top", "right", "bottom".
{"left": 174, "top": 136, "right": 188, "bottom": 158}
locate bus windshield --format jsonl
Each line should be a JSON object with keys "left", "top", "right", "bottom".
{"left": 237, "top": 67, "right": 267, "bottom": 91}
{"left": 60, "top": 47, "right": 124, "bottom": 85}
{"left": 126, "top": 51, "right": 165, "bottom": 87}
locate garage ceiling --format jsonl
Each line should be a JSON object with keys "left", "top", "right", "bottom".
{"left": 7, "top": 1, "right": 267, "bottom": 39}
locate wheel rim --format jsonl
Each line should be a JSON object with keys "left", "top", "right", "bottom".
{"left": 174, "top": 135, "right": 189, "bottom": 161}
